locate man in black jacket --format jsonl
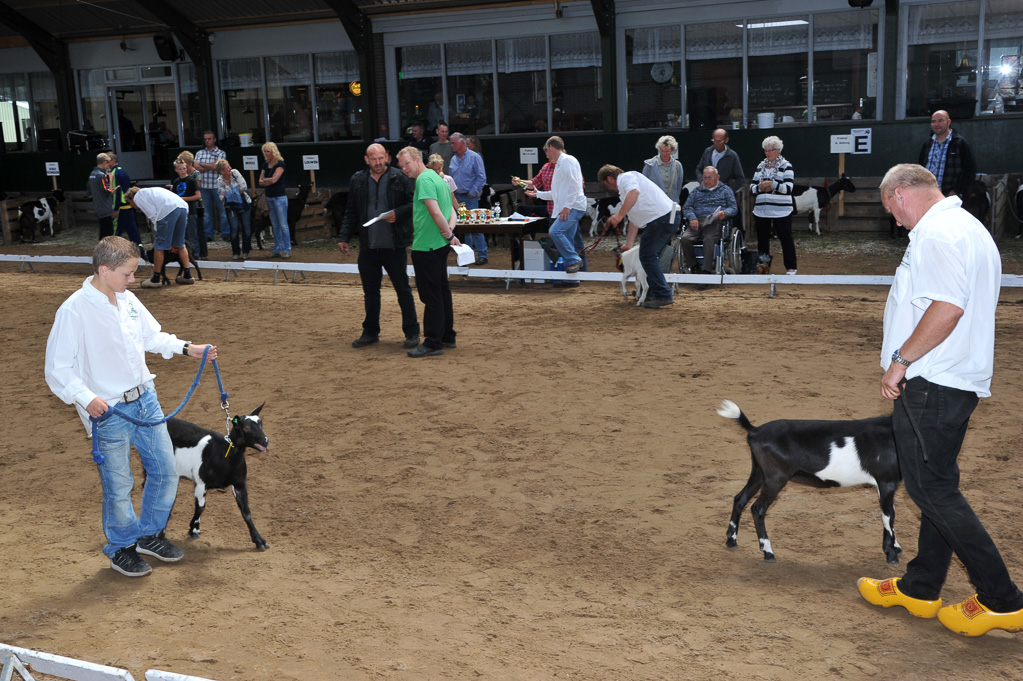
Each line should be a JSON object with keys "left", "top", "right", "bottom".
{"left": 918, "top": 110, "right": 977, "bottom": 197}
{"left": 338, "top": 143, "right": 420, "bottom": 349}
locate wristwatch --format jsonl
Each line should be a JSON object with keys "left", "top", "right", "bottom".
{"left": 182, "top": 342, "right": 190, "bottom": 356}
{"left": 891, "top": 348, "right": 912, "bottom": 367}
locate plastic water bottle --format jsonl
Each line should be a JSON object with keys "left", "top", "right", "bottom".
{"left": 554, "top": 257, "right": 564, "bottom": 271}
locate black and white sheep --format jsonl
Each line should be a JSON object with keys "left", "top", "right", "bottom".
{"left": 165, "top": 404, "right": 270, "bottom": 550}
{"left": 717, "top": 399, "right": 902, "bottom": 565}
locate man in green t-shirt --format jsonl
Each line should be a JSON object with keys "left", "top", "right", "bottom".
{"left": 396, "top": 146, "right": 462, "bottom": 358}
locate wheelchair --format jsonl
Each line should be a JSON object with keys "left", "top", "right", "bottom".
{"left": 674, "top": 217, "right": 745, "bottom": 276}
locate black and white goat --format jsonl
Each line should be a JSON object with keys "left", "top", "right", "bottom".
{"left": 165, "top": 404, "right": 270, "bottom": 550}
{"left": 587, "top": 196, "right": 630, "bottom": 238}
{"left": 16, "top": 191, "right": 64, "bottom": 243}
{"left": 717, "top": 399, "right": 902, "bottom": 565}
{"left": 791, "top": 175, "right": 857, "bottom": 235}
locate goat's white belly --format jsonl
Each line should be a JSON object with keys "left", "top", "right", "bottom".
{"left": 174, "top": 435, "right": 212, "bottom": 482}
{"left": 815, "top": 437, "right": 877, "bottom": 487}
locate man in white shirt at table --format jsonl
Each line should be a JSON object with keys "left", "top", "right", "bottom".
{"left": 525, "top": 136, "right": 588, "bottom": 274}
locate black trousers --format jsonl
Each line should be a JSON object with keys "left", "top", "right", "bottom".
{"left": 755, "top": 214, "right": 796, "bottom": 271}
{"left": 410, "top": 246, "right": 455, "bottom": 350}
{"left": 358, "top": 246, "right": 420, "bottom": 339}
{"left": 98, "top": 215, "right": 114, "bottom": 240}
{"left": 895, "top": 377, "right": 1023, "bottom": 612}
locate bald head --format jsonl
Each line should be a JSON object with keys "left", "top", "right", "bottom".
{"left": 930, "top": 110, "right": 951, "bottom": 141}
{"left": 365, "top": 144, "right": 389, "bottom": 178}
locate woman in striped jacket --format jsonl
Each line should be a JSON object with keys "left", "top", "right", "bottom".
{"left": 750, "top": 136, "right": 797, "bottom": 274}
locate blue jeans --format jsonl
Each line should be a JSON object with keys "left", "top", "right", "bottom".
{"left": 456, "top": 193, "right": 486, "bottom": 258}
{"left": 639, "top": 212, "right": 675, "bottom": 301}
{"left": 200, "top": 187, "right": 228, "bottom": 238}
{"left": 152, "top": 207, "right": 187, "bottom": 251}
{"left": 94, "top": 389, "right": 178, "bottom": 557}
{"left": 267, "top": 195, "right": 291, "bottom": 255}
{"left": 226, "top": 204, "right": 252, "bottom": 256}
{"left": 549, "top": 208, "right": 585, "bottom": 268}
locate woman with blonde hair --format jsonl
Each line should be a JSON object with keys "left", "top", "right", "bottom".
{"left": 258, "top": 141, "right": 291, "bottom": 258}
{"left": 427, "top": 153, "right": 459, "bottom": 207}
{"left": 750, "top": 135, "right": 796, "bottom": 273}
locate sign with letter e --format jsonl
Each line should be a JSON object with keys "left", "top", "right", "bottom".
{"left": 519, "top": 147, "right": 539, "bottom": 165}
{"left": 851, "top": 128, "right": 872, "bottom": 155}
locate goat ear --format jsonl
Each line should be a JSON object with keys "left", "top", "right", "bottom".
{"left": 251, "top": 402, "right": 265, "bottom": 416}
{"left": 232, "top": 416, "right": 240, "bottom": 424}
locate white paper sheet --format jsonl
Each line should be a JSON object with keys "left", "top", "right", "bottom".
{"left": 451, "top": 244, "right": 476, "bottom": 266}
{"left": 363, "top": 210, "right": 395, "bottom": 227}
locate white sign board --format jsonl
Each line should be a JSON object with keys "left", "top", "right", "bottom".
{"left": 302, "top": 155, "right": 320, "bottom": 170}
{"left": 851, "top": 128, "right": 872, "bottom": 155}
{"left": 242, "top": 155, "right": 259, "bottom": 171}
{"left": 45, "top": 162, "right": 60, "bottom": 176}
{"left": 830, "top": 135, "right": 854, "bottom": 154}
{"left": 519, "top": 147, "right": 539, "bottom": 165}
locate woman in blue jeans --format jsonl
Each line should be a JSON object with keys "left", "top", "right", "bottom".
{"left": 259, "top": 141, "right": 291, "bottom": 258}
{"left": 215, "top": 159, "right": 252, "bottom": 260}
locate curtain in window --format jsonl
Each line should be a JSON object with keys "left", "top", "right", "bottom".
{"left": 986, "top": 0, "right": 1023, "bottom": 40}
{"left": 446, "top": 40, "right": 493, "bottom": 76}
{"left": 551, "top": 32, "right": 601, "bottom": 69}
{"left": 748, "top": 17, "right": 809, "bottom": 57}
{"left": 400, "top": 45, "right": 442, "bottom": 79}
{"left": 315, "top": 51, "right": 360, "bottom": 82}
{"left": 632, "top": 26, "right": 681, "bottom": 65}
{"left": 266, "top": 55, "right": 311, "bottom": 88}
{"left": 813, "top": 12, "right": 875, "bottom": 51}
{"left": 497, "top": 36, "right": 546, "bottom": 73}
{"left": 686, "top": 21, "right": 743, "bottom": 61}
{"left": 218, "top": 58, "right": 262, "bottom": 89}
{"left": 907, "top": 2, "right": 980, "bottom": 44}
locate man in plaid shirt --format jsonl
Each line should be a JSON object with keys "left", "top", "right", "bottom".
{"left": 194, "top": 130, "right": 228, "bottom": 241}
{"left": 918, "top": 110, "right": 977, "bottom": 198}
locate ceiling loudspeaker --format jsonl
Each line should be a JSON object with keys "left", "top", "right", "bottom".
{"left": 848, "top": 0, "right": 874, "bottom": 6}
{"left": 153, "top": 32, "right": 180, "bottom": 61}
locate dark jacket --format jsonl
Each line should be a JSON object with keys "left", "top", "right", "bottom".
{"left": 696, "top": 145, "right": 746, "bottom": 192}
{"left": 918, "top": 129, "right": 977, "bottom": 197}
{"left": 338, "top": 167, "right": 415, "bottom": 248}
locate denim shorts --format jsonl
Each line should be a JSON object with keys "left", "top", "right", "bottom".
{"left": 153, "top": 207, "right": 188, "bottom": 251}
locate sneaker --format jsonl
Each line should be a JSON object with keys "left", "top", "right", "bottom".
{"left": 136, "top": 534, "right": 185, "bottom": 562}
{"left": 787, "top": 269, "right": 798, "bottom": 275}
{"left": 443, "top": 341, "right": 457, "bottom": 349}
{"left": 407, "top": 344, "right": 443, "bottom": 358}
{"left": 110, "top": 545, "right": 152, "bottom": 577}
{"left": 938, "top": 595, "right": 1023, "bottom": 636}
{"left": 402, "top": 335, "right": 421, "bottom": 349}
{"left": 643, "top": 297, "right": 674, "bottom": 309}
{"left": 140, "top": 278, "right": 162, "bottom": 289}
{"left": 232, "top": 254, "right": 242, "bottom": 261}
{"left": 857, "top": 577, "right": 942, "bottom": 619}
{"left": 176, "top": 274, "right": 195, "bottom": 285}
{"left": 565, "top": 260, "right": 583, "bottom": 273}
{"left": 351, "top": 334, "right": 379, "bottom": 348}
{"left": 282, "top": 252, "right": 291, "bottom": 259}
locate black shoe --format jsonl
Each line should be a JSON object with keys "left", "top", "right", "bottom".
{"left": 136, "top": 534, "right": 185, "bottom": 562}
{"left": 402, "top": 335, "right": 421, "bottom": 349}
{"left": 443, "top": 341, "right": 457, "bottom": 349}
{"left": 407, "top": 344, "right": 443, "bottom": 358}
{"left": 473, "top": 257, "right": 489, "bottom": 266}
{"left": 352, "top": 334, "right": 379, "bottom": 348}
{"left": 643, "top": 297, "right": 674, "bottom": 309}
{"left": 110, "top": 545, "right": 152, "bottom": 577}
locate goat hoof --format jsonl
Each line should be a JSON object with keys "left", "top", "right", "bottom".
{"left": 886, "top": 557, "right": 900, "bottom": 566}
{"left": 725, "top": 538, "right": 738, "bottom": 549}
{"left": 763, "top": 553, "right": 776, "bottom": 563}
{"left": 188, "top": 529, "right": 201, "bottom": 538}
{"left": 254, "top": 539, "right": 268, "bottom": 550}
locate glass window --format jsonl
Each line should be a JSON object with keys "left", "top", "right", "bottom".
{"left": 140, "top": 65, "right": 173, "bottom": 81}
{"left": 266, "top": 54, "right": 312, "bottom": 143}
{"left": 626, "top": 26, "right": 683, "bottom": 130}
{"left": 747, "top": 16, "right": 810, "bottom": 124}
{"left": 981, "top": 0, "right": 1023, "bottom": 114}
{"left": 445, "top": 40, "right": 493, "bottom": 135}
{"left": 314, "top": 52, "right": 362, "bottom": 141}
{"left": 219, "top": 58, "right": 266, "bottom": 145}
{"left": 398, "top": 44, "right": 443, "bottom": 134}
{"left": 146, "top": 83, "right": 179, "bottom": 171}
{"left": 813, "top": 11, "right": 879, "bottom": 121}
{"left": 178, "top": 62, "right": 203, "bottom": 147}
{"left": 550, "top": 32, "right": 603, "bottom": 132}
{"left": 31, "top": 71, "right": 60, "bottom": 151}
{"left": 0, "top": 73, "right": 30, "bottom": 151}
{"left": 497, "top": 36, "right": 548, "bottom": 134}
{"left": 905, "top": 1, "right": 981, "bottom": 118}
{"left": 685, "top": 21, "right": 743, "bottom": 129}
{"left": 105, "top": 68, "right": 136, "bottom": 83}
{"left": 79, "top": 68, "right": 108, "bottom": 138}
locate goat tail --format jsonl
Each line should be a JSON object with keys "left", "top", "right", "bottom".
{"left": 717, "top": 399, "right": 756, "bottom": 433}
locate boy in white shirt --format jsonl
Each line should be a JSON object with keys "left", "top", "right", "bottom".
{"left": 124, "top": 186, "right": 195, "bottom": 288}
{"left": 45, "top": 236, "right": 217, "bottom": 576}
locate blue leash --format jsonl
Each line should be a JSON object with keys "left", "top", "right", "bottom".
{"left": 89, "top": 346, "right": 229, "bottom": 464}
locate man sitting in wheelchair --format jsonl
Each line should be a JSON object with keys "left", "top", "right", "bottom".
{"left": 680, "top": 166, "right": 738, "bottom": 275}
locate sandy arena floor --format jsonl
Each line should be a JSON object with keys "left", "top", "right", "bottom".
{"left": 2, "top": 235, "right": 1023, "bottom": 681}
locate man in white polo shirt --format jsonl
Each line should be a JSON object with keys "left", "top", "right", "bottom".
{"left": 124, "top": 186, "right": 194, "bottom": 288}
{"left": 857, "top": 163, "right": 1023, "bottom": 637}
{"left": 598, "top": 164, "right": 678, "bottom": 308}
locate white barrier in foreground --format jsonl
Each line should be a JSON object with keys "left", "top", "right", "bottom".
{"left": 4, "top": 254, "right": 1023, "bottom": 288}
{"left": 0, "top": 644, "right": 221, "bottom": 681}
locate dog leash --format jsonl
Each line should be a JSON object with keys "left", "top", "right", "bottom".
{"left": 582, "top": 219, "right": 624, "bottom": 254}
{"left": 88, "top": 346, "right": 230, "bottom": 464}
